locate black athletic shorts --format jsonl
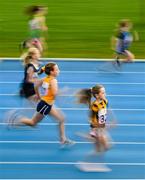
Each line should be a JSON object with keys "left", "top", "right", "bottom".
{"left": 36, "top": 100, "right": 52, "bottom": 115}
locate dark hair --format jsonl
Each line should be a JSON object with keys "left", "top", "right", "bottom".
{"left": 19, "top": 39, "right": 40, "bottom": 53}
{"left": 20, "top": 39, "right": 28, "bottom": 50}
{"left": 76, "top": 89, "right": 92, "bottom": 105}
{"left": 25, "top": 5, "right": 44, "bottom": 16}
{"left": 44, "top": 62, "right": 57, "bottom": 75}
{"left": 119, "top": 19, "right": 131, "bottom": 28}
{"left": 19, "top": 39, "right": 31, "bottom": 52}
{"left": 76, "top": 84, "right": 104, "bottom": 107}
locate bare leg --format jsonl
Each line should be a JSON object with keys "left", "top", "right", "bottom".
{"left": 49, "top": 106, "right": 66, "bottom": 143}
{"left": 124, "top": 50, "right": 134, "bottom": 62}
{"left": 96, "top": 131, "right": 112, "bottom": 152}
{"left": 112, "top": 53, "right": 121, "bottom": 69}
{"left": 20, "top": 112, "right": 44, "bottom": 126}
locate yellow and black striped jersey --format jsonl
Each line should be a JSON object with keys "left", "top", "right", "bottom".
{"left": 90, "top": 99, "right": 108, "bottom": 128}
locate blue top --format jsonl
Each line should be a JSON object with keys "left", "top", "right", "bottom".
{"left": 116, "top": 31, "right": 133, "bottom": 54}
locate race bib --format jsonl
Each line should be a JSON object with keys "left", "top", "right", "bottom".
{"left": 98, "top": 109, "right": 107, "bottom": 124}
{"left": 41, "top": 82, "right": 49, "bottom": 95}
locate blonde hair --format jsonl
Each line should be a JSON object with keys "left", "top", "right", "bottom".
{"left": 23, "top": 48, "right": 39, "bottom": 65}
{"left": 28, "top": 47, "right": 40, "bottom": 54}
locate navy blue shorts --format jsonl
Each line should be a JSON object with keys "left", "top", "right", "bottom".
{"left": 36, "top": 100, "right": 52, "bottom": 115}
{"left": 20, "top": 82, "right": 36, "bottom": 98}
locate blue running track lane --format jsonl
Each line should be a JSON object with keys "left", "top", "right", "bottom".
{"left": 0, "top": 59, "right": 145, "bottom": 179}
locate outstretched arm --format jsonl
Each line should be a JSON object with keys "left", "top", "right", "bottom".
{"left": 34, "top": 79, "right": 43, "bottom": 99}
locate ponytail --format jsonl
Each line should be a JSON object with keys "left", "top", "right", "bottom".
{"left": 76, "top": 88, "right": 92, "bottom": 107}
{"left": 76, "top": 84, "right": 104, "bottom": 107}
{"left": 23, "top": 54, "right": 32, "bottom": 65}
{"left": 23, "top": 48, "right": 39, "bottom": 65}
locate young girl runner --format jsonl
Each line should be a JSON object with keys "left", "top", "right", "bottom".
{"left": 76, "top": 84, "right": 115, "bottom": 172}
{"left": 25, "top": 5, "right": 48, "bottom": 53}
{"left": 20, "top": 47, "right": 41, "bottom": 102}
{"left": 15, "top": 62, "right": 73, "bottom": 145}
{"left": 111, "top": 19, "right": 139, "bottom": 67}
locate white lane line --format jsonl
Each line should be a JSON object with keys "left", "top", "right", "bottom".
{"left": 0, "top": 161, "right": 145, "bottom": 165}
{"left": 0, "top": 123, "right": 145, "bottom": 127}
{"left": 1, "top": 57, "right": 145, "bottom": 61}
{"left": 0, "top": 107, "right": 145, "bottom": 111}
{"left": 37, "top": 123, "right": 145, "bottom": 127}
{"left": 1, "top": 179, "right": 145, "bottom": 180}
{"left": 0, "top": 94, "right": 145, "bottom": 97}
{"left": 1, "top": 70, "right": 145, "bottom": 74}
{"left": 60, "top": 82, "right": 145, "bottom": 85}
{"left": 1, "top": 179, "right": 144, "bottom": 180}
{"left": 0, "top": 82, "right": 145, "bottom": 85}
{"left": 0, "top": 141, "right": 144, "bottom": 145}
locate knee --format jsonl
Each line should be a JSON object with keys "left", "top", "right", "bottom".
{"left": 59, "top": 117, "right": 65, "bottom": 124}
{"left": 128, "top": 54, "right": 135, "bottom": 61}
{"left": 57, "top": 113, "right": 65, "bottom": 124}
{"left": 29, "top": 120, "right": 37, "bottom": 127}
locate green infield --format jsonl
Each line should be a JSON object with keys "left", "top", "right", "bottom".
{"left": 0, "top": 0, "right": 144, "bottom": 58}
